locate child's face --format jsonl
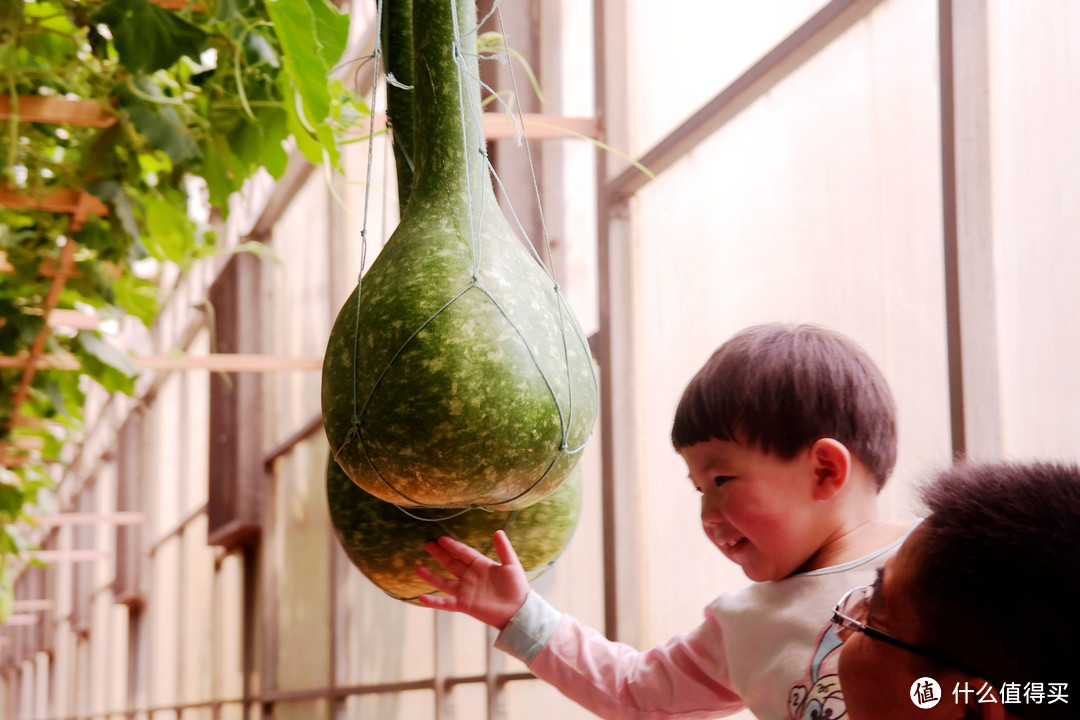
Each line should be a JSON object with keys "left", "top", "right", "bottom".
{"left": 680, "top": 438, "right": 822, "bottom": 582}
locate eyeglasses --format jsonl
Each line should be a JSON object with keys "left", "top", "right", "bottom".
{"left": 831, "top": 584, "right": 989, "bottom": 680}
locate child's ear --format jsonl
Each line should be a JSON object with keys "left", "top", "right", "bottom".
{"left": 808, "top": 438, "right": 851, "bottom": 500}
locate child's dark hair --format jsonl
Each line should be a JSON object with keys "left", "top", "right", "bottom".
{"left": 671, "top": 323, "right": 897, "bottom": 489}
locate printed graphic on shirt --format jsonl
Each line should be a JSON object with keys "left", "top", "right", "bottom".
{"left": 788, "top": 624, "right": 846, "bottom": 720}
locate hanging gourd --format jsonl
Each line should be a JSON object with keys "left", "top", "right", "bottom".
{"left": 326, "top": 457, "right": 582, "bottom": 603}
{"left": 321, "top": 0, "right": 597, "bottom": 510}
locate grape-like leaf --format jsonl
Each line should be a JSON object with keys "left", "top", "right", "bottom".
{"left": 92, "top": 0, "right": 209, "bottom": 73}
{"left": 265, "top": 0, "right": 350, "bottom": 165}
{"left": 75, "top": 332, "right": 137, "bottom": 396}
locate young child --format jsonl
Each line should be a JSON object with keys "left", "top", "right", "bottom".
{"left": 417, "top": 323, "right": 914, "bottom": 720}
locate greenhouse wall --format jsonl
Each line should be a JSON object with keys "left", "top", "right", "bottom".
{"left": 2, "top": 1, "right": 1078, "bottom": 719}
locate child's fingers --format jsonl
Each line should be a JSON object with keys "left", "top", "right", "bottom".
{"left": 415, "top": 564, "right": 458, "bottom": 596}
{"left": 416, "top": 592, "right": 459, "bottom": 611}
{"left": 424, "top": 539, "right": 473, "bottom": 577}
{"left": 436, "top": 534, "right": 488, "bottom": 562}
{"left": 491, "top": 530, "right": 521, "bottom": 568}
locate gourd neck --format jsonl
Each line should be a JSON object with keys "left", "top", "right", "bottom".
{"left": 382, "top": 0, "right": 415, "bottom": 209}
{"left": 409, "top": 0, "right": 492, "bottom": 205}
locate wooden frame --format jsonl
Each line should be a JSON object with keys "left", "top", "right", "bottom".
{"left": 355, "top": 112, "right": 599, "bottom": 142}
{"left": 0, "top": 96, "right": 116, "bottom": 128}
{"left": 0, "top": 250, "right": 85, "bottom": 279}
{"left": 3, "top": 240, "right": 77, "bottom": 439}
{"left": 11, "top": 600, "right": 54, "bottom": 612}
{"left": 69, "top": 493, "right": 94, "bottom": 635}
{"left": 938, "top": 0, "right": 1001, "bottom": 460}
{"left": 29, "top": 512, "right": 146, "bottom": 527}
{"left": 0, "top": 353, "right": 321, "bottom": 372}
{"left": 47, "top": 309, "right": 102, "bottom": 331}
{"left": 28, "top": 550, "right": 105, "bottom": 562}
{"left": 114, "top": 411, "right": 147, "bottom": 607}
{"left": 83, "top": 0, "right": 205, "bottom": 9}
{"left": 0, "top": 188, "right": 108, "bottom": 230}
{"left": 206, "top": 253, "right": 265, "bottom": 548}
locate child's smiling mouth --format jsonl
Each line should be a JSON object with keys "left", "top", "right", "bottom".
{"left": 717, "top": 536, "right": 748, "bottom": 550}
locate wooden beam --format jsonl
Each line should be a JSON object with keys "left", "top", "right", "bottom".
{"left": 14, "top": 308, "right": 99, "bottom": 329}
{"left": 28, "top": 512, "right": 146, "bottom": 527}
{"left": 135, "top": 354, "right": 323, "bottom": 372}
{"left": 0, "top": 352, "right": 322, "bottom": 372}
{"left": 481, "top": 113, "right": 600, "bottom": 140}
{"left": 0, "top": 454, "right": 30, "bottom": 468}
{"left": 11, "top": 600, "right": 54, "bottom": 612}
{"left": 0, "top": 96, "right": 116, "bottom": 128}
{"left": 82, "top": 0, "right": 204, "bottom": 9}
{"left": 938, "top": 0, "right": 1001, "bottom": 460}
{"left": 5, "top": 240, "right": 77, "bottom": 432}
{"left": 25, "top": 550, "right": 106, "bottom": 562}
{"left": 47, "top": 309, "right": 102, "bottom": 331}
{"left": 144, "top": 0, "right": 203, "bottom": 8}
{"left": 7, "top": 436, "right": 44, "bottom": 451}
{"left": 605, "top": 0, "right": 888, "bottom": 202}
{"left": 354, "top": 112, "right": 599, "bottom": 142}
{"left": 9, "top": 417, "right": 63, "bottom": 430}
{"left": 0, "top": 250, "right": 84, "bottom": 278}
{"left": 0, "top": 188, "right": 108, "bottom": 230}
{"left": 0, "top": 614, "right": 39, "bottom": 627}
{"left": 0, "top": 353, "right": 81, "bottom": 370}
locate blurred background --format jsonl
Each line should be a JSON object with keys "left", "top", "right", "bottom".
{"left": 1, "top": 0, "right": 1077, "bottom": 718}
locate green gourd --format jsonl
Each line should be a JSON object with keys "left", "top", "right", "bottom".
{"left": 326, "top": 457, "right": 582, "bottom": 604}
{"left": 321, "top": 0, "right": 597, "bottom": 510}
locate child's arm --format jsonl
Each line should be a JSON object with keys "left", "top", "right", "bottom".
{"left": 418, "top": 532, "right": 744, "bottom": 720}
{"left": 415, "top": 530, "right": 529, "bottom": 629}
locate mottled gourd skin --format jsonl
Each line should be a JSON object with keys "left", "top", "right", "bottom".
{"left": 320, "top": 0, "right": 597, "bottom": 510}
{"left": 326, "top": 457, "right": 582, "bottom": 604}
{"left": 321, "top": 209, "right": 596, "bottom": 509}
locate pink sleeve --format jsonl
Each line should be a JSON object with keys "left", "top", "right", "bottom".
{"left": 526, "top": 611, "right": 745, "bottom": 720}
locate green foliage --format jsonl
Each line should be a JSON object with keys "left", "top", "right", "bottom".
{"left": 265, "top": 0, "right": 351, "bottom": 165}
{"left": 74, "top": 331, "right": 138, "bottom": 395}
{"left": 0, "top": 463, "right": 53, "bottom": 621}
{"left": 93, "top": 0, "right": 211, "bottom": 74}
{"left": 0, "top": 0, "right": 363, "bottom": 606}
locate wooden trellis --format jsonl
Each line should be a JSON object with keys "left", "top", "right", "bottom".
{"left": 0, "top": 95, "right": 318, "bottom": 465}
{"left": 1, "top": 97, "right": 116, "bottom": 453}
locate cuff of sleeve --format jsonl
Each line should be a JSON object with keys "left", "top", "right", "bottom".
{"left": 494, "top": 591, "right": 562, "bottom": 665}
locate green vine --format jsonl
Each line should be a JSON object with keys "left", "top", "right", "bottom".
{"left": 0, "top": 0, "right": 363, "bottom": 617}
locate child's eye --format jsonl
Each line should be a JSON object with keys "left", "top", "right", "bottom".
{"left": 713, "top": 476, "right": 734, "bottom": 487}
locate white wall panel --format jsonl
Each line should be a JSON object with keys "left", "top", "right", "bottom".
{"left": 625, "top": 1, "right": 826, "bottom": 155}
{"left": 270, "top": 441, "right": 331, "bottom": 695}
{"left": 627, "top": 0, "right": 950, "bottom": 651}
{"left": 989, "top": 0, "right": 1080, "bottom": 461}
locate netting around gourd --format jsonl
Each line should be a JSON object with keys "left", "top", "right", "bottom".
{"left": 322, "top": 0, "right": 597, "bottom": 515}
{"left": 327, "top": 457, "right": 583, "bottom": 603}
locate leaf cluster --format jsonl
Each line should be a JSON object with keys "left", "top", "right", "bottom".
{"left": 0, "top": 0, "right": 362, "bottom": 611}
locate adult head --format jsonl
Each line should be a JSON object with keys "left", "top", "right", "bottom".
{"left": 836, "top": 461, "right": 1080, "bottom": 719}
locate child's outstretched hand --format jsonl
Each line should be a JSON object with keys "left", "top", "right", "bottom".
{"left": 415, "top": 530, "right": 529, "bottom": 630}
